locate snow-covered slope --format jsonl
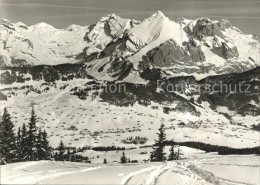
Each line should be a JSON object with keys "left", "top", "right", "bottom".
{"left": 0, "top": 19, "right": 88, "bottom": 67}
{"left": 1, "top": 12, "right": 259, "bottom": 81}
{"left": 0, "top": 73, "right": 259, "bottom": 149}
{"left": 1, "top": 149, "right": 259, "bottom": 184}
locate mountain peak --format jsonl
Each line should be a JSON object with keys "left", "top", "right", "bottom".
{"left": 15, "top": 22, "right": 28, "bottom": 29}
{"left": 100, "top": 13, "right": 121, "bottom": 22}
{"left": 30, "top": 22, "right": 56, "bottom": 30}
{"left": 154, "top": 11, "right": 165, "bottom": 17}
{"left": 148, "top": 11, "right": 167, "bottom": 20}
{"left": 0, "top": 18, "right": 10, "bottom": 24}
{"left": 66, "top": 24, "right": 82, "bottom": 31}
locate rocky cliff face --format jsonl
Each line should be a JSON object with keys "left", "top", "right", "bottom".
{"left": 0, "top": 12, "right": 259, "bottom": 82}
{"left": 82, "top": 12, "right": 259, "bottom": 81}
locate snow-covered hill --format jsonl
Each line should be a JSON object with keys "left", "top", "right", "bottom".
{"left": 1, "top": 12, "right": 259, "bottom": 81}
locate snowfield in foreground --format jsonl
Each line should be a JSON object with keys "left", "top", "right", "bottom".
{"left": 1, "top": 147, "right": 259, "bottom": 185}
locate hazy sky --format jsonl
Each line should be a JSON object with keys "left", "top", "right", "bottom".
{"left": 0, "top": 0, "right": 259, "bottom": 34}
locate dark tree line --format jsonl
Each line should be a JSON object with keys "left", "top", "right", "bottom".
{"left": 122, "top": 136, "right": 148, "bottom": 144}
{"left": 0, "top": 64, "right": 87, "bottom": 84}
{"left": 92, "top": 146, "right": 125, "bottom": 151}
{"left": 53, "top": 140, "right": 90, "bottom": 163}
{"left": 164, "top": 141, "right": 260, "bottom": 155}
{"left": 0, "top": 107, "right": 51, "bottom": 164}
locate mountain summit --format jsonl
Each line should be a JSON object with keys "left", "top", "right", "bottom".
{"left": 0, "top": 12, "right": 259, "bottom": 81}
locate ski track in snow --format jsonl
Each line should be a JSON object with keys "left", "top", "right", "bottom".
{"left": 122, "top": 159, "right": 237, "bottom": 185}
{"left": 4, "top": 164, "right": 101, "bottom": 184}
{"left": 145, "top": 164, "right": 173, "bottom": 185}
{"left": 119, "top": 166, "right": 158, "bottom": 185}
{"left": 120, "top": 160, "right": 211, "bottom": 185}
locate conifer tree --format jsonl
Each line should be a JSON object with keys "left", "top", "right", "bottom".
{"left": 103, "top": 158, "right": 107, "bottom": 164}
{"left": 67, "top": 149, "right": 71, "bottom": 161}
{"left": 53, "top": 152, "right": 58, "bottom": 161}
{"left": 57, "top": 140, "right": 65, "bottom": 161}
{"left": 36, "top": 128, "right": 44, "bottom": 160}
{"left": 41, "top": 130, "right": 51, "bottom": 160}
{"left": 16, "top": 127, "right": 23, "bottom": 161}
{"left": 0, "top": 108, "right": 17, "bottom": 163}
{"left": 21, "top": 123, "right": 28, "bottom": 160}
{"left": 176, "top": 147, "right": 180, "bottom": 160}
{"left": 168, "top": 145, "right": 175, "bottom": 161}
{"left": 120, "top": 152, "right": 127, "bottom": 163}
{"left": 27, "top": 106, "right": 38, "bottom": 161}
{"left": 17, "top": 127, "right": 22, "bottom": 144}
{"left": 150, "top": 123, "right": 166, "bottom": 162}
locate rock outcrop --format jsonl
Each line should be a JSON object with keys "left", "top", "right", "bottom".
{"left": 189, "top": 18, "right": 224, "bottom": 39}
{"left": 222, "top": 42, "right": 239, "bottom": 59}
{"left": 186, "top": 39, "right": 205, "bottom": 62}
{"left": 141, "top": 39, "right": 190, "bottom": 68}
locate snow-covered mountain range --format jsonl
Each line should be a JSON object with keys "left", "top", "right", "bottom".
{"left": 0, "top": 18, "right": 88, "bottom": 67}
{"left": 0, "top": 11, "right": 259, "bottom": 149}
{"left": 1, "top": 11, "right": 259, "bottom": 81}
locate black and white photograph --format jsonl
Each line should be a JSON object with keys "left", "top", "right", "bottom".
{"left": 0, "top": 0, "right": 259, "bottom": 184}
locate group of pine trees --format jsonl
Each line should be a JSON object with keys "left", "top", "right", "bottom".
{"left": 122, "top": 136, "right": 148, "bottom": 144}
{"left": 53, "top": 140, "right": 90, "bottom": 163}
{"left": 0, "top": 107, "right": 51, "bottom": 164}
{"left": 150, "top": 123, "right": 179, "bottom": 162}
{"left": 119, "top": 152, "right": 138, "bottom": 163}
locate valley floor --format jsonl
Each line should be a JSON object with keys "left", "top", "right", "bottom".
{"left": 1, "top": 79, "right": 259, "bottom": 149}
{"left": 1, "top": 148, "right": 259, "bottom": 185}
